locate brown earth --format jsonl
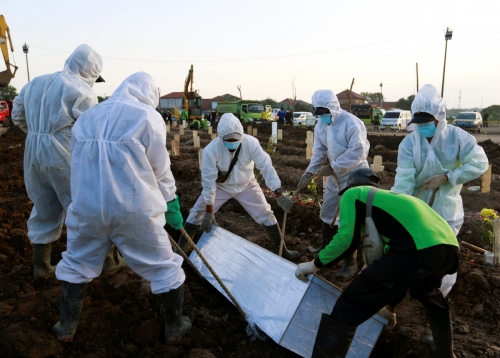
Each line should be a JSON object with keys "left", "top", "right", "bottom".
{"left": 1, "top": 123, "right": 500, "bottom": 357}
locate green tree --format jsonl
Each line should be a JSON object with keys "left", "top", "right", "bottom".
{"left": 0, "top": 85, "right": 18, "bottom": 100}
{"left": 360, "top": 92, "right": 385, "bottom": 104}
{"left": 261, "top": 97, "right": 278, "bottom": 107}
{"left": 482, "top": 105, "right": 500, "bottom": 121}
{"left": 394, "top": 95, "right": 415, "bottom": 110}
{"left": 98, "top": 96, "right": 107, "bottom": 103}
{"left": 294, "top": 102, "right": 314, "bottom": 112}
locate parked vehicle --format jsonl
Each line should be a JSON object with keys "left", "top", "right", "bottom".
{"left": 453, "top": 112, "right": 483, "bottom": 133}
{"left": 306, "top": 115, "right": 318, "bottom": 127}
{"left": 380, "top": 109, "right": 411, "bottom": 131}
{"left": 351, "top": 104, "right": 385, "bottom": 125}
{"left": 216, "top": 101, "right": 264, "bottom": 123}
{"left": 0, "top": 99, "right": 13, "bottom": 127}
{"left": 293, "top": 111, "right": 313, "bottom": 126}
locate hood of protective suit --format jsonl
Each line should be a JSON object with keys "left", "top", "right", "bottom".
{"left": 312, "top": 90, "right": 342, "bottom": 118}
{"left": 109, "top": 72, "right": 159, "bottom": 108}
{"left": 63, "top": 44, "right": 103, "bottom": 87}
{"left": 217, "top": 113, "right": 243, "bottom": 138}
{"left": 411, "top": 84, "right": 446, "bottom": 122}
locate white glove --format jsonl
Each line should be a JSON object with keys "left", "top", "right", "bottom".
{"left": 317, "top": 165, "right": 333, "bottom": 177}
{"left": 298, "top": 172, "right": 314, "bottom": 189}
{"left": 423, "top": 174, "right": 448, "bottom": 190}
{"left": 276, "top": 195, "right": 293, "bottom": 212}
{"left": 295, "top": 260, "right": 319, "bottom": 282}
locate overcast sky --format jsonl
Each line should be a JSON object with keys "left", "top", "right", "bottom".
{"left": 3, "top": 0, "right": 500, "bottom": 109}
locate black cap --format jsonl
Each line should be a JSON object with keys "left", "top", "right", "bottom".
{"left": 95, "top": 75, "right": 105, "bottom": 83}
{"left": 408, "top": 112, "right": 433, "bottom": 125}
{"left": 313, "top": 107, "right": 330, "bottom": 116}
{"left": 338, "top": 168, "right": 380, "bottom": 195}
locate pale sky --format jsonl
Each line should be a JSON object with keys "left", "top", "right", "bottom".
{"left": 3, "top": 0, "right": 500, "bottom": 108}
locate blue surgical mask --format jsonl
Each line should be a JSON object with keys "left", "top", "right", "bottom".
{"left": 417, "top": 122, "right": 437, "bottom": 138}
{"left": 223, "top": 141, "right": 241, "bottom": 150}
{"left": 320, "top": 114, "right": 332, "bottom": 125}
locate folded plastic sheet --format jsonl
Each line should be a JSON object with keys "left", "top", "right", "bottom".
{"left": 189, "top": 226, "right": 387, "bottom": 357}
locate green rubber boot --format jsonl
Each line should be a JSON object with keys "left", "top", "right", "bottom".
{"left": 33, "top": 243, "right": 55, "bottom": 279}
{"left": 52, "top": 281, "right": 88, "bottom": 343}
{"left": 265, "top": 224, "right": 300, "bottom": 261}
{"left": 162, "top": 283, "right": 192, "bottom": 341}
{"left": 307, "top": 223, "right": 337, "bottom": 254}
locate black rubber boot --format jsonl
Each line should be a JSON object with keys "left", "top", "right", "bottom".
{"left": 176, "top": 222, "right": 200, "bottom": 254}
{"left": 307, "top": 223, "right": 337, "bottom": 254}
{"left": 102, "top": 245, "right": 127, "bottom": 275}
{"left": 162, "top": 283, "right": 192, "bottom": 341}
{"left": 265, "top": 224, "right": 300, "bottom": 261}
{"left": 52, "top": 281, "right": 88, "bottom": 342}
{"left": 33, "top": 243, "right": 55, "bottom": 279}
{"left": 336, "top": 250, "right": 358, "bottom": 281}
{"left": 312, "top": 314, "right": 356, "bottom": 358}
{"left": 421, "top": 307, "right": 456, "bottom": 358}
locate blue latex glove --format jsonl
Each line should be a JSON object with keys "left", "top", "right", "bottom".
{"left": 165, "top": 195, "right": 183, "bottom": 230}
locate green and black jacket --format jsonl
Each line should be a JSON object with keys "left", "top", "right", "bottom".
{"left": 315, "top": 186, "right": 459, "bottom": 268}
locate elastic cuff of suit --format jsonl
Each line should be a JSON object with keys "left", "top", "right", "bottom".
{"left": 314, "top": 257, "right": 325, "bottom": 268}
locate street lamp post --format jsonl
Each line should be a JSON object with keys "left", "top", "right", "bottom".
{"left": 22, "top": 43, "right": 30, "bottom": 81}
{"left": 380, "top": 83, "right": 383, "bottom": 108}
{"left": 441, "top": 27, "right": 453, "bottom": 97}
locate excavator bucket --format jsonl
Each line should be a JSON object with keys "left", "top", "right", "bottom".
{"left": 0, "top": 68, "right": 12, "bottom": 87}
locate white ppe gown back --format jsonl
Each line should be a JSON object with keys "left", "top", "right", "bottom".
{"left": 11, "top": 44, "right": 102, "bottom": 244}
{"left": 306, "top": 90, "right": 370, "bottom": 224}
{"left": 391, "top": 84, "right": 488, "bottom": 223}
{"left": 55, "top": 72, "right": 185, "bottom": 294}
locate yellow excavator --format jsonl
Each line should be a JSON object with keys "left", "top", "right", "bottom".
{"left": 0, "top": 15, "right": 18, "bottom": 87}
{"left": 174, "top": 64, "right": 202, "bottom": 121}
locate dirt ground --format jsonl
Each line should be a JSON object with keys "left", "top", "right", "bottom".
{"left": 1, "top": 123, "right": 500, "bottom": 357}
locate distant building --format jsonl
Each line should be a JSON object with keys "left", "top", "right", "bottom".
{"left": 159, "top": 92, "right": 184, "bottom": 111}
{"left": 278, "top": 98, "right": 313, "bottom": 111}
{"left": 336, "top": 90, "right": 366, "bottom": 110}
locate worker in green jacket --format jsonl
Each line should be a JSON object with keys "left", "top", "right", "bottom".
{"left": 189, "top": 119, "right": 200, "bottom": 130}
{"left": 295, "top": 168, "right": 459, "bottom": 358}
{"left": 181, "top": 108, "right": 188, "bottom": 122}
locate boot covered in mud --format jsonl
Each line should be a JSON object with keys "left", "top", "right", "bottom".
{"left": 102, "top": 245, "right": 127, "bottom": 275}
{"left": 421, "top": 307, "right": 456, "bottom": 358}
{"left": 307, "top": 223, "right": 337, "bottom": 254}
{"left": 176, "top": 222, "right": 200, "bottom": 254}
{"left": 312, "top": 314, "right": 356, "bottom": 358}
{"left": 336, "top": 250, "right": 358, "bottom": 281}
{"left": 33, "top": 243, "right": 55, "bottom": 279}
{"left": 53, "top": 281, "right": 88, "bottom": 342}
{"left": 162, "top": 283, "right": 192, "bottom": 341}
{"left": 265, "top": 224, "right": 300, "bottom": 261}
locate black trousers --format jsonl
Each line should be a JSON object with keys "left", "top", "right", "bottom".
{"left": 330, "top": 244, "right": 459, "bottom": 327}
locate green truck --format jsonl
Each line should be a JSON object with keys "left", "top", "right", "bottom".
{"left": 351, "top": 104, "right": 385, "bottom": 124}
{"left": 216, "top": 101, "right": 265, "bottom": 123}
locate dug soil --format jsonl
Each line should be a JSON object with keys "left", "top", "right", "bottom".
{"left": 1, "top": 123, "right": 500, "bottom": 357}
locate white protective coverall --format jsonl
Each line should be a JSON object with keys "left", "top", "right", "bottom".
{"left": 11, "top": 44, "right": 102, "bottom": 244}
{"left": 391, "top": 84, "right": 488, "bottom": 297}
{"left": 55, "top": 72, "right": 185, "bottom": 294}
{"left": 186, "top": 113, "right": 281, "bottom": 226}
{"left": 306, "top": 90, "right": 370, "bottom": 224}
{"left": 391, "top": 84, "right": 489, "bottom": 232}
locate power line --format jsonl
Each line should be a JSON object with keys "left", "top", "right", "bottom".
{"left": 22, "top": 30, "right": 440, "bottom": 63}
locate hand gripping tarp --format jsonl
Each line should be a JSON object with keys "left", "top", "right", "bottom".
{"left": 189, "top": 227, "right": 387, "bottom": 357}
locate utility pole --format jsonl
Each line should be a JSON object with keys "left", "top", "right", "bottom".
{"left": 237, "top": 85, "right": 242, "bottom": 100}
{"left": 416, "top": 63, "right": 419, "bottom": 93}
{"left": 348, "top": 78, "right": 355, "bottom": 113}
{"left": 291, "top": 77, "right": 296, "bottom": 128}
{"left": 22, "top": 43, "right": 30, "bottom": 81}
{"left": 441, "top": 27, "right": 453, "bottom": 97}
{"left": 380, "top": 83, "right": 383, "bottom": 108}
{"left": 458, "top": 90, "right": 462, "bottom": 109}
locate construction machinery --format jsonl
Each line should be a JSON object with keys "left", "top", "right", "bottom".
{"left": 0, "top": 15, "right": 18, "bottom": 87}
{"left": 180, "top": 64, "right": 202, "bottom": 121}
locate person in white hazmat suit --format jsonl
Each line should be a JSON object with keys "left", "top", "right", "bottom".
{"left": 383, "top": 84, "right": 489, "bottom": 327}
{"left": 297, "top": 89, "right": 370, "bottom": 280}
{"left": 53, "top": 72, "right": 191, "bottom": 343}
{"left": 177, "top": 113, "right": 299, "bottom": 260}
{"left": 11, "top": 44, "right": 105, "bottom": 279}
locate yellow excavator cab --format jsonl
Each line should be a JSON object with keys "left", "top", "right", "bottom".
{"left": 0, "top": 15, "right": 17, "bottom": 87}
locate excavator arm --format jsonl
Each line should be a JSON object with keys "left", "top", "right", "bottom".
{"left": 0, "top": 15, "right": 18, "bottom": 87}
